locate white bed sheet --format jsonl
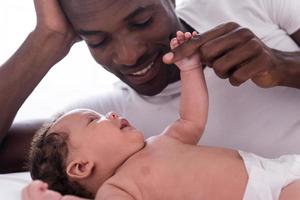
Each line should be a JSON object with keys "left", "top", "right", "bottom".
{"left": 0, "top": 172, "right": 31, "bottom": 200}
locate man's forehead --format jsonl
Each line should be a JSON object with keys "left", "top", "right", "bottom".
{"left": 61, "top": 0, "right": 163, "bottom": 25}
{"left": 61, "top": 0, "right": 148, "bottom": 17}
{"left": 66, "top": 0, "right": 128, "bottom": 11}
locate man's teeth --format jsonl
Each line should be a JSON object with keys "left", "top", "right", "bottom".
{"left": 131, "top": 62, "right": 154, "bottom": 76}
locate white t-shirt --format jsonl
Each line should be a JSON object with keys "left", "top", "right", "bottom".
{"left": 65, "top": 0, "right": 300, "bottom": 157}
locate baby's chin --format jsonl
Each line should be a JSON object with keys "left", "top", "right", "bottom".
{"left": 133, "top": 131, "right": 146, "bottom": 146}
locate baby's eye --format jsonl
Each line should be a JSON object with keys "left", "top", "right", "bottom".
{"left": 88, "top": 116, "right": 100, "bottom": 124}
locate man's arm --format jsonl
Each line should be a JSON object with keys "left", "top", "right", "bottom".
{"left": 0, "top": 30, "right": 70, "bottom": 142}
{"left": 291, "top": 29, "right": 300, "bottom": 44}
{"left": 0, "top": 120, "right": 44, "bottom": 173}
{"left": 275, "top": 29, "right": 300, "bottom": 88}
{"left": 0, "top": 0, "right": 77, "bottom": 172}
{"left": 0, "top": 31, "right": 69, "bottom": 173}
{"left": 163, "top": 32, "right": 208, "bottom": 145}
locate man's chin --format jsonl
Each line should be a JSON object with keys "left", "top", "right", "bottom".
{"left": 118, "top": 61, "right": 179, "bottom": 96}
{"left": 130, "top": 75, "right": 179, "bottom": 95}
{"left": 129, "top": 81, "right": 169, "bottom": 96}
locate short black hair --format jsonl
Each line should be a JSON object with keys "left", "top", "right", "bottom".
{"left": 28, "top": 115, "right": 93, "bottom": 198}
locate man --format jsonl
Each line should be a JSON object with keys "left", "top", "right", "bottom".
{"left": 0, "top": 0, "right": 299, "bottom": 173}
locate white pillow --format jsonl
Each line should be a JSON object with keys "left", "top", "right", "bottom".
{"left": 0, "top": 172, "right": 31, "bottom": 200}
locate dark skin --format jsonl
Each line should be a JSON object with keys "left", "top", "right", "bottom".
{"left": 163, "top": 22, "right": 300, "bottom": 89}
{"left": 0, "top": 120, "right": 43, "bottom": 173}
{"left": 0, "top": 0, "right": 299, "bottom": 173}
{"left": 0, "top": 0, "right": 182, "bottom": 173}
{"left": 60, "top": 0, "right": 181, "bottom": 96}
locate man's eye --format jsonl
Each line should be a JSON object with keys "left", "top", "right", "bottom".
{"left": 88, "top": 38, "right": 108, "bottom": 49}
{"left": 132, "top": 17, "right": 153, "bottom": 28}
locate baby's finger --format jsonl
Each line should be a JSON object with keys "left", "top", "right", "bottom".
{"left": 176, "top": 31, "right": 185, "bottom": 44}
{"left": 28, "top": 180, "right": 47, "bottom": 194}
{"left": 170, "top": 38, "right": 179, "bottom": 50}
{"left": 29, "top": 181, "right": 43, "bottom": 190}
{"left": 184, "top": 32, "right": 192, "bottom": 40}
{"left": 40, "top": 183, "right": 48, "bottom": 191}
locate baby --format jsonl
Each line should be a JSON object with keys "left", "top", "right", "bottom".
{"left": 23, "top": 31, "right": 300, "bottom": 200}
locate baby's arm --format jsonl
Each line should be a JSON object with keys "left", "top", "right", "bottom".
{"left": 163, "top": 31, "right": 208, "bottom": 145}
{"left": 22, "top": 180, "right": 86, "bottom": 200}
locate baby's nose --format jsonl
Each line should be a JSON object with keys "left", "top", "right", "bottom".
{"left": 106, "top": 112, "right": 119, "bottom": 119}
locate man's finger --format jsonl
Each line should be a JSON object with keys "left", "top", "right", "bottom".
{"left": 211, "top": 38, "right": 260, "bottom": 79}
{"left": 163, "top": 22, "right": 240, "bottom": 64}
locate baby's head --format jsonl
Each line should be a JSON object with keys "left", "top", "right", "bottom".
{"left": 28, "top": 109, "right": 145, "bottom": 198}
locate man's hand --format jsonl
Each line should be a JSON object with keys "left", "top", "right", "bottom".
{"left": 163, "top": 22, "right": 285, "bottom": 88}
{"left": 33, "top": 0, "right": 80, "bottom": 49}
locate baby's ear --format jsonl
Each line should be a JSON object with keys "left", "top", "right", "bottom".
{"left": 66, "top": 159, "right": 94, "bottom": 180}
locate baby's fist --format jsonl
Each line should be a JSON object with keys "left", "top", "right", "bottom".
{"left": 170, "top": 31, "right": 202, "bottom": 71}
{"left": 22, "top": 180, "right": 62, "bottom": 200}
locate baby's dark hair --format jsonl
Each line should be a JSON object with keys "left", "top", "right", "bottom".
{"left": 28, "top": 114, "right": 93, "bottom": 198}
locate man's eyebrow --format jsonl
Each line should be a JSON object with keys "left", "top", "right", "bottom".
{"left": 77, "top": 29, "right": 105, "bottom": 36}
{"left": 77, "top": 5, "right": 156, "bottom": 36}
{"left": 124, "top": 5, "right": 156, "bottom": 22}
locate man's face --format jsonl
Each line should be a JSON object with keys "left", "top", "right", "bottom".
{"left": 60, "top": 0, "right": 182, "bottom": 96}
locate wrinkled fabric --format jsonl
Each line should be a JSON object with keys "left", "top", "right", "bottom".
{"left": 239, "top": 150, "right": 300, "bottom": 200}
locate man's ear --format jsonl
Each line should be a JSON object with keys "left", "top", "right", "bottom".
{"left": 66, "top": 159, "right": 95, "bottom": 180}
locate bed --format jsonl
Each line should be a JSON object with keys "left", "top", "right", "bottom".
{"left": 0, "top": 172, "right": 31, "bottom": 200}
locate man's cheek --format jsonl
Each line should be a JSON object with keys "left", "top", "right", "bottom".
{"left": 156, "top": 12, "right": 178, "bottom": 40}
{"left": 148, "top": 21, "right": 175, "bottom": 46}
{"left": 89, "top": 50, "right": 112, "bottom": 69}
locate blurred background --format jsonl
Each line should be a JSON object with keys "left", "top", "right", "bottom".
{"left": 0, "top": 1, "right": 118, "bottom": 121}
{"left": 0, "top": 0, "right": 183, "bottom": 121}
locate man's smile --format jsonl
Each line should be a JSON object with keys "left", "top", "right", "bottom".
{"left": 125, "top": 51, "right": 163, "bottom": 85}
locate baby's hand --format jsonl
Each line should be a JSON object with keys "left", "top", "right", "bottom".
{"left": 170, "top": 31, "right": 202, "bottom": 71}
{"left": 22, "top": 180, "right": 62, "bottom": 200}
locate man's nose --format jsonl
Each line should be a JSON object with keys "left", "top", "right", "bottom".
{"left": 112, "top": 37, "right": 145, "bottom": 66}
{"left": 106, "top": 111, "right": 119, "bottom": 120}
